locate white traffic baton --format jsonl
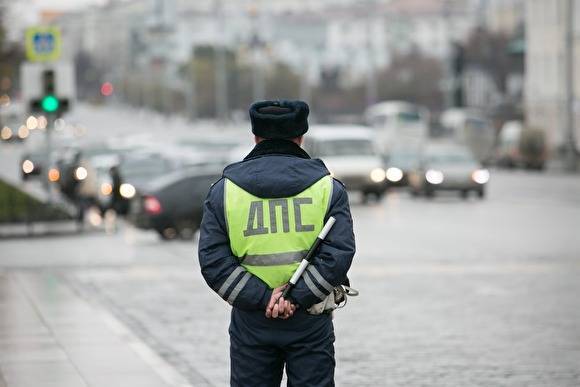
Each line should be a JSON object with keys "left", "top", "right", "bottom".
{"left": 280, "top": 216, "right": 336, "bottom": 300}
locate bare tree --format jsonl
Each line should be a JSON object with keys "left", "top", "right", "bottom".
{"left": 376, "top": 50, "right": 446, "bottom": 112}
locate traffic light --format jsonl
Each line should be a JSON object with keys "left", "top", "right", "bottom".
{"left": 41, "top": 95, "right": 59, "bottom": 112}
{"left": 29, "top": 69, "right": 69, "bottom": 116}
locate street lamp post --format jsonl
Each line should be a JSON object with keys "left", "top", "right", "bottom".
{"left": 250, "top": 35, "right": 266, "bottom": 102}
{"left": 564, "top": 0, "right": 578, "bottom": 171}
{"left": 365, "top": 4, "right": 378, "bottom": 107}
{"left": 214, "top": 0, "right": 229, "bottom": 123}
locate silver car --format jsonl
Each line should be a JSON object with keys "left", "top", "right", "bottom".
{"left": 408, "top": 143, "right": 490, "bottom": 199}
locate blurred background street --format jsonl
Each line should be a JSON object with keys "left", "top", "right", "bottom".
{"left": 1, "top": 0, "right": 580, "bottom": 386}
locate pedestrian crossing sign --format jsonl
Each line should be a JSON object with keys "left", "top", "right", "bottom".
{"left": 25, "top": 26, "right": 62, "bottom": 62}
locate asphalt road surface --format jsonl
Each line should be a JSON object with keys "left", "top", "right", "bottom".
{"left": 2, "top": 163, "right": 579, "bottom": 386}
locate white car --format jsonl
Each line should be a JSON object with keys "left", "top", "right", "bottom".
{"left": 303, "top": 125, "right": 387, "bottom": 202}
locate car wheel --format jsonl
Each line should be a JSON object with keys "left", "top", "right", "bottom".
{"left": 477, "top": 189, "right": 485, "bottom": 199}
{"left": 178, "top": 227, "right": 195, "bottom": 239}
{"left": 425, "top": 189, "right": 435, "bottom": 199}
{"left": 362, "top": 192, "right": 371, "bottom": 204}
{"left": 157, "top": 227, "right": 178, "bottom": 240}
{"left": 177, "top": 219, "right": 198, "bottom": 240}
{"left": 460, "top": 190, "right": 469, "bottom": 199}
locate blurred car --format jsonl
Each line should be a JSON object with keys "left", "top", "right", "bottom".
{"left": 363, "top": 101, "right": 430, "bottom": 153}
{"left": 171, "top": 134, "right": 244, "bottom": 168}
{"left": 20, "top": 137, "right": 78, "bottom": 182}
{"left": 112, "top": 150, "right": 183, "bottom": 215}
{"left": 1, "top": 103, "right": 27, "bottom": 143}
{"left": 440, "top": 108, "right": 496, "bottom": 164}
{"left": 303, "top": 125, "right": 387, "bottom": 202}
{"left": 20, "top": 150, "right": 46, "bottom": 180}
{"left": 70, "top": 143, "right": 143, "bottom": 212}
{"left": 128, "top": 166, "right": 222, "bottom": 239}
{"left": 496, "top": 121, "right": 547, "bottom": 170}
{"left": 77, "top": 153, "right": 121, "bottom": 212}
{"left": 408, "top": 143, "right": 490, "bottom": 199}
{"left": 383, "top": 147, "right": 420, "bottom": 187}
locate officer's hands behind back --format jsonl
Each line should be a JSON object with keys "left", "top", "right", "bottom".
{"left": 266, "top": 286, "right": 297, "bottom": 319}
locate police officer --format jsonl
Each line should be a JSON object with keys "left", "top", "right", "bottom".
{"left": 198, "top": 100, "right": 355, "bottom": 386}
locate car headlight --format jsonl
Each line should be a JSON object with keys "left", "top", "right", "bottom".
{"left": 386, "top": 167, "right": 403, "bottom": 182}
{"left": 370, "top": 168, "right": 386, "bottom": 183}
{"left": 18, "top": 125, "right": 30, "bottom": 139}
{"left": 75, "top": 167, "right": 88, "bottom": 181}
{"left": 48, "top": 168, "right": 60, "bottom": 182}
{"left": 472, "top": 169, "right": 490, "bottom": 184}
{"left": 100, "top": 183, "right": 113, "bottom": 196}
{"left": 425, "top": 169, "right": 444, "bottom": 184}
{"left": 22, "top": 160, "right": 34, "bottom": 174}
{"left": 120, "top": 183, "right": 136, "bottom": 199}
{"left": 1, "top": 126, "right": 12, "bottom": 140}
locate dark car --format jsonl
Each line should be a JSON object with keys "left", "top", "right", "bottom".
{"left": 128, "top": 166, "right": 222, "bottom": 239}
{"left": 20, "top": 139, "right": 78, "bottom": 182}
{"left": 20, "top": 150, "right": 45, "bottom": 180}
{"left": 112, "top": 151, "right": 181, "bottom": 215}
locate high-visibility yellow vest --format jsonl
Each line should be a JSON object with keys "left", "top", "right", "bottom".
{"left": 224, "top": 176, "right": 333, "bottom": 289}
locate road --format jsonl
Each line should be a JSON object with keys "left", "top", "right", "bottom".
{"left": 1, "top": 106, "right": 580, "bottom": 386}
{"left": 2, "top": 175, "right": 579, "bottom": 385}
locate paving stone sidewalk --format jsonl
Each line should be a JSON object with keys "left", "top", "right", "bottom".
{"left": 0, "top": 271, "right": 192, "bottom": 387}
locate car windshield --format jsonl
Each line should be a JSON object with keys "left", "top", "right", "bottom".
{"left": 386, "top": 151, "right": 419, "bottom": 168}
{"left": 318, "top": 139, "right": 375, "bottom": 157}
{"left": 466, "top": 118, "right": 487, "bottom": 131}
{"left": 427, "top": 149, "right": 475, "bottom": 165}
{"left": 120, "top": 158, "right": 170, "bottom": 179}
{"left": 397, "top": 111, "right": 422, "bottom": 123}
{"left": 179, "top": 140, "right": 239, "bottom": 152}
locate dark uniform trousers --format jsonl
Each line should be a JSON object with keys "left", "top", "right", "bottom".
{"left": 229, "top": 308, "right": 335, "bottom": 387}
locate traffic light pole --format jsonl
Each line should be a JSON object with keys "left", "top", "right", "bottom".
{"left": 564, "top": 0, "right": 578, "bottom": 172}
{"left": 43, "top": 113, "right": 56, "bottom": 202}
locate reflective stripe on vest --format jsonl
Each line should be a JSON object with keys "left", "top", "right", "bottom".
{"left": 224, "top": 175, "right": 333, "bottom": 289}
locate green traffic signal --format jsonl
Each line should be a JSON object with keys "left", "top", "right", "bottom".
{"left": 41, "top": 95, "right": 59, "bottom": 113}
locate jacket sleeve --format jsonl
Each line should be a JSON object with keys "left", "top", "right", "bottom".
{"left": 198, "top": 179, "right": 272, "bottom": 311}
{"left": 289, "top": 179, "right": 356, "bottom": 309}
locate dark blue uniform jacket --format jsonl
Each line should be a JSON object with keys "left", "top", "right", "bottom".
{"left": 198, "top": 139, "right": 355, "bottom": 317}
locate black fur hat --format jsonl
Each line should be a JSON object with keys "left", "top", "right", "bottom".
{"left": 249, "top": 100, "right": 309, "bottom": 139}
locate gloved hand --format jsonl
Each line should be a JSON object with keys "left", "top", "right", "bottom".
{"left": 265, "top": 286, "right": 297, "bottom": 319}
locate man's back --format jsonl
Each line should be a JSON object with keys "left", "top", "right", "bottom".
{"left": 198, "top": 100, "right": 355, "bottom": 387}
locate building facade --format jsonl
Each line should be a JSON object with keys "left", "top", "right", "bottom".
{"left": 525, "top": 0, "right": 580, "bottom": 150}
